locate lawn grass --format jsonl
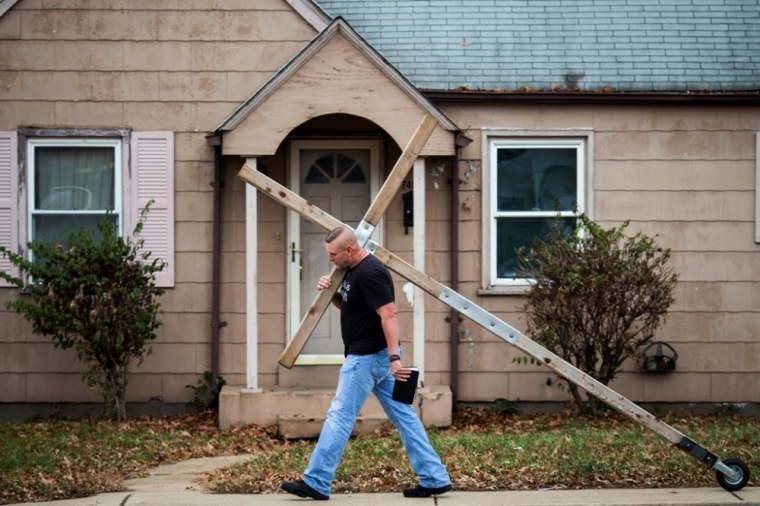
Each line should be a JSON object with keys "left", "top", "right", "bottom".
{"left": 203, "top": 409, "right": 760, "bottom": 494}
{"left": 1, "top": 408, "right": 758, "bottom": 504}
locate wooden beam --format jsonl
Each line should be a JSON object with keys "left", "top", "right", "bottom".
{"left": 362, "top": 114, "right": 438, "bottom": 226}
{"left": 277, "top": 265, "right": 347, "bottom": 368}
{"left": 238, "top": 164, "right": 343, "bottom": 231}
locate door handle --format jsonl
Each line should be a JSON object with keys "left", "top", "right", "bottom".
{"left": 291, "top": 242, "right": 305, "bottom": 262}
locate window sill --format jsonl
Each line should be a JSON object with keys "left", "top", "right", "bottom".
{"left": 478, "top": 285, "right": 530, "bottom": 296}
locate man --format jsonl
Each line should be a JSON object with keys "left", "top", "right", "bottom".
{"left": 281, "top": 226, "right": 451, "bottom": 501}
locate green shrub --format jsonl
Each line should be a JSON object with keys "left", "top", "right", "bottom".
{"left": 0, "top": 205, "right": 165, "bottom": 421}
{"left": 517, "top": 214, "right": 678, "bottom": 415}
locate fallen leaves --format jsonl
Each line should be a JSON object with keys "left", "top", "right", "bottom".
{"left": 1, "top": 408, "right": 758, "bottom": 504}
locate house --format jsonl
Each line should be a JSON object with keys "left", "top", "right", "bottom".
{"left": 1, "top": 0, "right": 758, "bottom": 428}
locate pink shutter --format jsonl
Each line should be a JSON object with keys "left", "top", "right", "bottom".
{"left": 130, "top": 132, "right": 174, "bottom": 288}
{"left": 0, "top": 131, "right": 18, "bottom": 287}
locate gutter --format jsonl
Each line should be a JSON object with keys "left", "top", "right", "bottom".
{"left": 206, "top": 134, "right": 227, "bottom": 387}
{"left": 423, "top": 90, "right": 760, "bottom": 105}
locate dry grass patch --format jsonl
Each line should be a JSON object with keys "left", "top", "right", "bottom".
{"left": 1, "top": 408, "right": 757, "bottom": 504}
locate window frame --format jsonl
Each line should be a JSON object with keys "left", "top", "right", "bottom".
{"left": 17, "top": 129, "right": 132, "bottom": 260}
{"left": 27, "top": 138, "right": 123, "bottom": 246}
{"left": 481, "top": 129, "right": 593, "bottom": 294}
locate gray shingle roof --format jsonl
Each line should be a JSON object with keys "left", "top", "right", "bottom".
{"left": 314, "top": 0, "right": 760, "bottom": 92}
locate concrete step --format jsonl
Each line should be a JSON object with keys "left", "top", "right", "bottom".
{"left": 278, "top": 414, "right": 391, "bottom": 439}
{"left": 220, "top": 385, "right": 452, "bottom": 429}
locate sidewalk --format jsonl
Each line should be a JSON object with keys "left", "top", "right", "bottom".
{"left": 16, "top": 456, "right": 760, "bottom": 506}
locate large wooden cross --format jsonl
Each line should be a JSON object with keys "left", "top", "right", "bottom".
{"left": 237, "top": 115, "right": 746, "bottom": 489}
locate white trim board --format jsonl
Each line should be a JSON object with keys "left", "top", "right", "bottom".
{"left": 245, "top": 158, "right": 262, "bottom": 392}
{"left": 0, "top": 0, "right": 19, "bottom": 19}
{"left": 284, "top": 0, "right": 331, "bottom": 31}
{"left": 413, "top": 158, "right": 426, "bottom": 385}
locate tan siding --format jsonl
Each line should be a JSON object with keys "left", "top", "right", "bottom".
{"left": 161, "top": 373, "right": 200, "bottom": 403}
{"left": 597, "top": 131, "right": 755, "bottom": 160}
{"left": 0, "top": 374, "right": 26, "bottom": 402}
{"left": 508, "top": 372, "right": 573, "bottom": 402}
{"left": 710, "top": 373, "right": 760, "bottom": 403}
{"left": 0, "top": 10, "right": 21, "bottom": 39}
{"left": 158, "top": 313, "right": 210, "bottom": 344}
{"left": 598, "top": 221, "right": 757, "bottom": 252}
{"left": 669, "top": 252, "right": 760, "bottom": 282}
{"left": 175, "top": 190, "right": 214, "bottom": 221}
{"left": 593, "top": 105, "right": 760, "bottom": 132}
{"left": 643, "top": 373, "right": 711, "bottom": 403}
{"left": 25, "top": 374, "right": 100, "bottom": 403}
{"left": 219, "top": 282, "right": 246, "bottom": 314}
{"left": 158, "top": 72, "right": 228, "bottom": 102}
{"left": 458, "top": 372, "right": 510, "bottom": 401}
{"left": 0, "top": 71, "right": 22, "bottom": 99}
{"left": 175, "top": 222, "right": 213, "bottom": 252}
{"left": 174, "top": 252, "right": 212, "bottom": 283}
{"left": 257, "top": 314, "right": 285, "bottom": 344}
{"left": 226, "top": 72, "right": 273, "bottom": 101}
{"left": 54, "top": 101, "right": 123, "bottom": 126}
{"left": 53, "top": 41, "right": 123, "bottom": 70}
{"left": 128, "top": 373, "right": 164, "bottom": 402}
{"left": 156, "top": 10, "right": 314, "bottom": 41}
{"left": 596, "top": 190, "right": 753, "bottom": 221}
{"left": 0, "top": 312, "right": 33, "bottom": 342}
{"left": 174, "top": 161, "right": 215, "bottom": 192}
{"left": 42, "top": 0, "right": 289, "bottom": 9}
{"left": 21, "top": 71, "right": 90, "bottom": 100}
{"left": 0, "top": 41, "right": 55, "bottom": 69}
{"left": 176, "top": 132, "right": 214, "bottom": 162}
{"left": 256, "top": 252, "right": 286, "bottom": 283}
{"left": 220, "top": 221, "right": 246, "bottom": 251}
{"left": 219, "top": 342, "right": 247, "bottom": 375}
{"left": 21, "top": 10, "right": 91, "bottom": 40}
{"left": 595, "top": 160, "right": 754, "bottom": 191}
{"left": 91, "top": 72, "right": 161, "bottom": 101}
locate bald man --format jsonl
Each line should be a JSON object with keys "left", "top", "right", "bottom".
{"left": 281, "top": 226, "right": 451, "bottom": 500}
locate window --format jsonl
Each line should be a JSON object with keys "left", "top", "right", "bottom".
{"left": 28, "top": 139, "right": 121, "bottom": 246}
{"left": 0, "top": 129, "right": 175, "bottom": 288}
{"left": 484, "top": 132, "right": 590, "bottom": 290}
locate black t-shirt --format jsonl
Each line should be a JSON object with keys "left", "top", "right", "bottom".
{"left": 338, "top": 254, "right": 395, "bottom": 356}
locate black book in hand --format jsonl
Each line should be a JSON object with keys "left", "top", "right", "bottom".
{"left": 392, "top": 367, "right": 419, "bottom": 404}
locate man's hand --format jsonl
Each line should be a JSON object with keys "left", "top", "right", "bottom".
{"left": 391, "top": 360, "right": 412, "bottom": 382}
{"left": 317, "top": 275, "right": 332, "bottom": 290}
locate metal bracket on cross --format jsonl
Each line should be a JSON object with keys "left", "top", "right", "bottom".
{"left": 237, "top": 115, "right": 749, "bottom": 492}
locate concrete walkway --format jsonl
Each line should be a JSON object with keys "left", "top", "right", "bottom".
{"left": 16, "top": 455, "right": 760, "bottom": 506}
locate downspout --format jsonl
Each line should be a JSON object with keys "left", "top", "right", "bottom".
{"left": 450, "top": 133, "right": 473, "bottom": 410}
{"left": 206, "top": 134, "right": 226, "bottom": 386}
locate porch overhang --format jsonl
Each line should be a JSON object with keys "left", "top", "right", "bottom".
{"left": 216, "top": 17, "right": 458, "bottom": 157}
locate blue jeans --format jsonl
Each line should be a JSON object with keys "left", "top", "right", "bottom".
{"left": 303, "top": 349, "right": 451, "bottom": 497}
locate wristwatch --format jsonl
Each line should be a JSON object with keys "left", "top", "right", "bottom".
{"left": 389, "top": 354, "right": 401, "bottom": 363}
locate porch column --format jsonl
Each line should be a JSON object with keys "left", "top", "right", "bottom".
{"left": 413, "top": 158, "right": 426, "bottom": 386}
{"left": 244, "top": 157, "right": 262, "bottom": 392}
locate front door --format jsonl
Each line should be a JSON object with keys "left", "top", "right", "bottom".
{"left": 288, "top": 140, "right": 382, "bottom": 365}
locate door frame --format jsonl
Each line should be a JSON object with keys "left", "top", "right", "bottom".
{"left": 287, "top": 138, "right": 383, "bottom": 365}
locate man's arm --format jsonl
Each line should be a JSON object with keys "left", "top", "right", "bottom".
{"left": 376, "top": 302, "right": 411, "bottom": 382}
{"left": 317, "top": 275, "right": 342, "bottom": 309}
